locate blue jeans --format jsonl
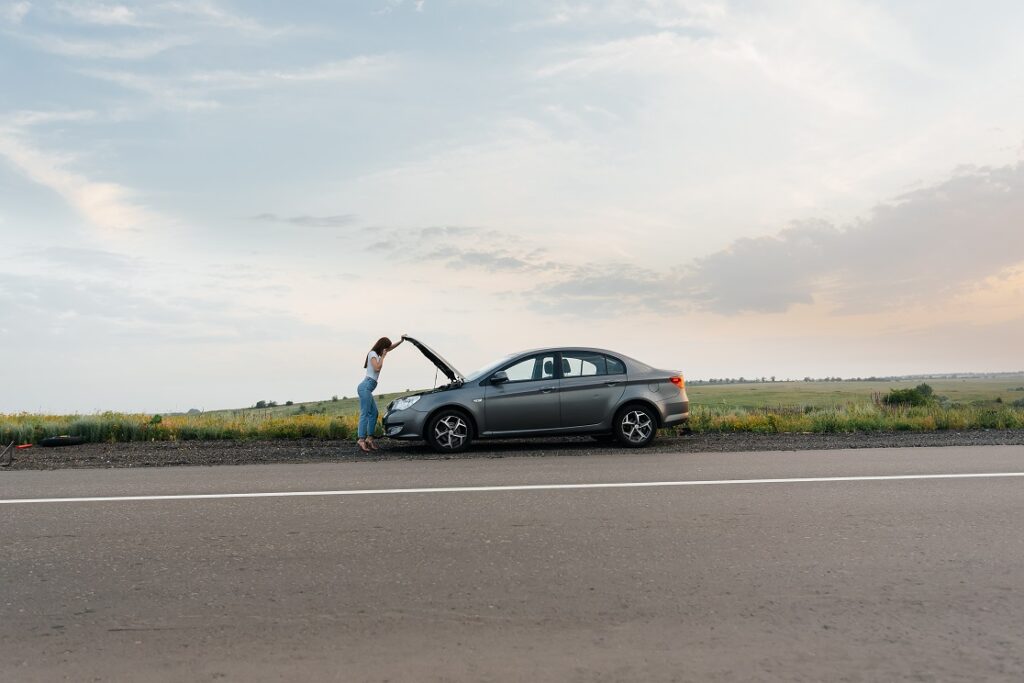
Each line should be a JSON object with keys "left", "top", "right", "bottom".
{"left": 357, "top": 377, "right": 379, "bottom": 439}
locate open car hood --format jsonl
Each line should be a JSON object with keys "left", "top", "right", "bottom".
{"left": 402, "top": 336, "right": 464, "bottom": 383}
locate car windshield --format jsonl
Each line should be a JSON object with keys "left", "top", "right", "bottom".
{"left": 463, "top": 354, "right": 515, "bottom": 383}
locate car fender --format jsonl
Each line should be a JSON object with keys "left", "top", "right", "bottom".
{"left": 613, "top": 398, "right": 664, "bottom": 428}
{"left": 422, "top": 404, "right": 480, "bottom": 439}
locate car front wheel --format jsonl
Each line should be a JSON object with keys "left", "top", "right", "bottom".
{"left": 614, "top": 405, "right": 658, "bottom": 448}
{"left": 426, "top": 410, "right": 473, "bottom": 454}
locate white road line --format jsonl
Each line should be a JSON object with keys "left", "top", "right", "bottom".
{"left": 2, "top": 471, "right": 1024, "bottom": 505}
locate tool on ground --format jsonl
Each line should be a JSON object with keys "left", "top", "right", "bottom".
{"left": 1, "top": 441, "right": 14, "bottom": 467}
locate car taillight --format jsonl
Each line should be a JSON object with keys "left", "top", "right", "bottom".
{"left": 670, "top": 376, "right": 685, "bottom": 389}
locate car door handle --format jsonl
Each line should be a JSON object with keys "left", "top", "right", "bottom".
{"left": 540, "top": 387, "right": 556, "bottom": 393}
{"left": 605, "top": 381, "right": 621, "bottom": 386}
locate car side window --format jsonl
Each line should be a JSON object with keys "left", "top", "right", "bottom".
{"left": 561, "top": 352, "right": 606, "bottom": 378}
{"left": 605, "top": 355, "right": 626, "bottom": 375}
{"left": 502, "top": 355, "right": 556, "bottom": 382}
{"left": 503, "top": 357, "right": 537, "bottom": 382}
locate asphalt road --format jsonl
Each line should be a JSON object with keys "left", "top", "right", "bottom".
{"left": 3, "top": 445, "right": 1024, "bottom": 682}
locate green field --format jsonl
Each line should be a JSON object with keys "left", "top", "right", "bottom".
{"left": 689, "top": 377, "right": 1024, "bottom": 409}
{"left": 3, "top": 376, "right": 1023, "bottom": 445}
{"left": 210, "top": 377, "right": 1024, "bottom": 419}
{"left": 199, "top": 390, "right": 416, "bottom": 421}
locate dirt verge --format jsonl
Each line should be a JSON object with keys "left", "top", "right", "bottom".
{"left": 3, "top": 429, "right": 1024, "bottom": 470}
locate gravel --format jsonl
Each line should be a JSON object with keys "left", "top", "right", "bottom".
{"left": 3, "top": 429, "right": 1024, "bottom": 470}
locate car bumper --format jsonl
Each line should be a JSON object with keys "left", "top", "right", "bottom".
{"left": 659, "top": 399, "right": 690, "bottom": 428}
{"left": 382, "top": 408, "right": 429, "bottom": 440}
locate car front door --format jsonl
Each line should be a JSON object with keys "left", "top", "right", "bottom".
{"left": 483, "top": 354, "right": 560, "bottom": 434}
{"left": 558, "top": 352, "right": 627, "bottom": 429}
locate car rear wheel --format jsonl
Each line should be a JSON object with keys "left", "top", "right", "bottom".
{"left": 614, "top": 405, "right": 658, "bottom": 448}
{"left": 426, "top": 409, "right": 473, "bottom": 454}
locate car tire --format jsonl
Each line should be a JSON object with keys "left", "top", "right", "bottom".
{"left": 426, "top": 409, "right": 473, "bottom": 454}
{"left": 614, "top": 405, "right": 658, "bottom": 448}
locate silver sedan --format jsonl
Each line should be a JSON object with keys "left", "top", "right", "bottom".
{"left": 383, "top": 336, "right": 689, "bottom": 453}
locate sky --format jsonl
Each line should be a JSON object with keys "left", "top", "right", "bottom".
{"left": 2, "top": 0, "right": 1024, "bottom": 413}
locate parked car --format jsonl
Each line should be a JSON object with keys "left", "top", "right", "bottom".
{"left": 383, "top": 336, "right": 689, "bottom": 453}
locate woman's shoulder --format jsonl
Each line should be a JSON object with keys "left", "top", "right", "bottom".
{"left": 367, "top": 350, "right": 380, "bottom": 359}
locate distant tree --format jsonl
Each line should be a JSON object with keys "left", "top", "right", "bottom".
{"left": 285, "top": 400, "right": 294, "bottom": 406}
{"left": 915, "top": 383, "right": 934, "bottom": 398}
{"left": 770, "top": 376, "right": 776, "bottom": 382}
{"left": 186, "top": 408, "right": 201, "bottom": 415}
{"left": 255, "top": 400, "right": 267, "bottom": 409}
{"left": 268, "top": 401, "right": 278, "bottom": 407}
{"left": 331, "top": 395, "right": 339, "bottom": 402}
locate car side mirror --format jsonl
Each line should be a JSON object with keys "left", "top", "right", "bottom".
{"left": 490, "top": 371, "right": 509, "bottom": 384}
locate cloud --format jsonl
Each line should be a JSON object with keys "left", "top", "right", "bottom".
{"left": 27, "top": 245, "right": 139, "bottom": 274}
{"left": 9, "top": 109, "right": 97, "bottom": 126}
{"left": 47, "top": 0, "right": 292, "bottom": 36}
{"left": 523, "top": 162, "right": 1024, "bottom": 317}
{"left": 83, "top": 54, "right": 395, "bottom": 109}
{"left": 3, "top": 1, "right": 30, "bottom": 23}
{"left": 25, "top": 33, "right": 190, "bottom": 59}
{"left": 55, "top": 2, "right": 147, "bottom": 26}
{"left": 0, "top": 129, "right": 157, "bottom": 233}
{"left": 534, "top": 29, "right": 876, "bottom": 117}
{"left": 362, "top": 225, "right": 566, "bottom": 274}
{"left": 530, "top": 2, "right": 929, "bottom": 122}
{"left": 183, "top": 56, "right": 395, "bottom": 89}
{"left": 79, "top": 69, "right": 219, "bottom": 110}
{"left": 251, "top": 213, "right": 357, "bottom": 228}
{"left": 11, "top": 1, "right": 311, "bottom": 72}
{"left": 526, "top": 263, "right": 668, "bottom": 315}
{"left": 423, "top": 247, "right": 537, "bottom": 273}
{"left": 0, "top": 271, "right": 320, "bottom": 345}
{"left": 158, "top": 0, "right": 295, "bottom": 39}
{"left": 685, "top": 163, "right": 1024, "bottom": 314}
{"left": 520, "top": 0, "right": 724, "bottom": 31}
{"left": 373, "top": 0, "right": 423, "bottom": 15}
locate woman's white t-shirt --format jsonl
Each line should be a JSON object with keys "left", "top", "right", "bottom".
{"left": 366, "top": 351, "right": 381, "bottom": 380}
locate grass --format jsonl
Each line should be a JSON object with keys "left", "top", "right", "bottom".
{"left": 685, "top": 403, "right": 1024, "bottom": 434}
{"left": 3, "top": 378, "right": 1023, "bottom": 445}
{"left": 0, "top": 411, "right": 365, "bottom": 445}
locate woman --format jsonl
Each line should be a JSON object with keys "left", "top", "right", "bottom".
{"left": 357, "top": 335, "right": 404, "bottom": 452}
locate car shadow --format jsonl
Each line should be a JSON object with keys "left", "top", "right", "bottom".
{"left": 382, "top": 435, "right": 689, "bottom": 457}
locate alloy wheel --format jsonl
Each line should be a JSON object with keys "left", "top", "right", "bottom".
{"left": 433, "top": 414, "right": 469, "bottom": 450}
{"left": 620, "top": 409, "right": 654, "bottom": 444}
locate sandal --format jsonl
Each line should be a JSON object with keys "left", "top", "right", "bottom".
{"left": 357, "top": 440, "right": 371, "bottom": 453}
{"left": 366, "top": 439, "right": 380, "bottom": 451}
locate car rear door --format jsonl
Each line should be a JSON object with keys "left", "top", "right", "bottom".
{"left": 483, "top": 353, "right": 560, "bottom": 434}
{"left": 557, "top": 352, "right": 627, "bottom": 429}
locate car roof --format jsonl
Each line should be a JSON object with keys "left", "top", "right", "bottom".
{"left": 513, "top": 346, "right": 625, "bottom": 357}
{"left": 508, "top": 347, "right": 654, "bottom": 371}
